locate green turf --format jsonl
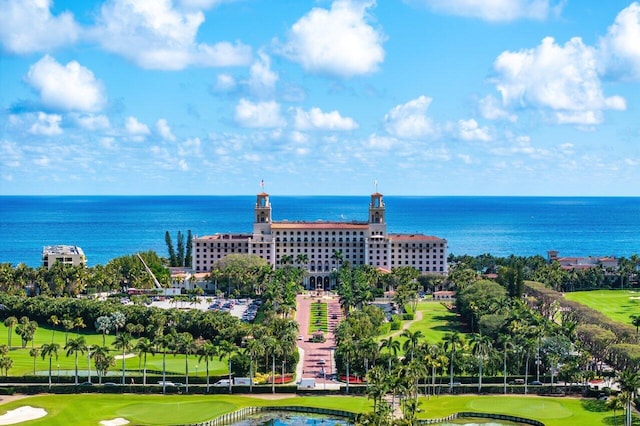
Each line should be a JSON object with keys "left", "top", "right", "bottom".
{"left": 0, "top": 324, "right": 227, "bottom": 377}
{"left": 378, "top": 301, "right": 464, "bottom": 353}
{"left": 564, "top": 289, "right": 640, "bottom": 326}
{"left": 0, "top": 394, "right": 372, "bottom": 425}
{"left": 417, "top": 395, "right": 618, "bottom": 426}
{"left": 308, "top": 302, "right": 328, "bottom": 333}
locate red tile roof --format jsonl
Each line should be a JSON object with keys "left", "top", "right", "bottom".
{"left": 388, "top": 233, "right": 445, "bottom": 241}
{"left": 271, "top": 221, "right": 369, "bottom": 229}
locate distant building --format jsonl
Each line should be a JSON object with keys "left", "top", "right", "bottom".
{"left": 193, "top": 192, "right": 448, "bottom": 290}
{"left": 547, "top": 250, "right": 619, "bottom": 271}
{"left": 42, "top": 245, "right": 86, "bottom": 269}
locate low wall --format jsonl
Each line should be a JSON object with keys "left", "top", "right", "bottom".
{"left": 187, "top": 405, "right": 356, "bottom": 426}
{"left": 417, "top": 411, "right": 545, "bottom": 426}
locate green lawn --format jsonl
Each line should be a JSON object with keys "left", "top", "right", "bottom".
{"left": 0, "top": 394, "right": 372, "bottom": 425}
{"left": 417, "top": 395, "right": 618, "bottom": 426}
{"left": 0, "top": 394, "right": 620, "bottom": 425}
{"left": 309, "top": 302, "right": 328, "bottom": 333}
{"left": 0, "top": 324, "right": 226, "bottom": 377}
{"left": 564, "top": 289, "right": 640, "bottom": 325}
{"left": 378, "top": 301, "right": 464, "bottom": 353}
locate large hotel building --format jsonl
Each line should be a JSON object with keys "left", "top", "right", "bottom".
{"left": 192, "top": 192, "right": 447, "bottom": 290}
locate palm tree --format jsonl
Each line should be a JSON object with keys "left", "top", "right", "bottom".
{"left": 4, "top": 317, "right": 17, "bottom": 348}
{"left": 113, "top": 332, "right": 133, "bottom": 386}
{"left": 134, "top": 337, "right": 155, "bottom": 386}
{"left": 264, "top": 336, "right": 280, "bottom": 394}
{"left": 29, "top": 347, "right": 40, "bottom": 376}
{"left": 65, "top": 336, "right": 87, "bottom": 385}
{"left": 381, "top": 336, "right": 400, "bottom": 375}
{"left": 218, "top": 339, "right": 237, "bottom": 394}
{"left": 197, "top": 340, "right": 218, "bottom": 393}
{"left": 48, "top": 315, "right": 60, "bottom": 343}
{"left": 443, "top": 332, "right": 465, "bottom": 391}
{"left": 498, "top": 334, "right": 514, "bottom": 395}
{"left": 630, "top": 314, "right": 640, "bottom": 336}
{"left": 41, "top": 343, "right": 59, "bottom": 390}
{"left": 246, "top": 338, "right": 263, "bottom": 393}
{"left": 469, "top": 333, "right": 492, "bottom": 393}
{"left": 155, "top": 334, "right": 174, "bottom": 395}
{"left": 177, "top": 332, "right": 197, "bottom": 393}
{"left": 91, "top": 345, "right": 114, "bottom": 385}
{"left": 366, "top": 365, "right": 390, "bottom": 415}
{"left": 337, "top": 338, "right": 357, "bottom": 395}
{"left": 401, "top": 330, "right": 424, "bottom": 362}
{"left": 617, "top": 368, "right": 640, "bottom": 426}
{"left": 607, "top": 392, "right": 627, "bottom": 426}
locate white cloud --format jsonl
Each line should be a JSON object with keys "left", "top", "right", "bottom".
{"left": 457, "top": 154, "right": 472, "bottom": 164}
{"left": 292, "top": 107, "right": 358, "bottom": 131}
{"left": 366, "top": 134, "right": 399, "bottom": 150}
{"left": 178, "top": 137, "right": 202, "bottom": 157}
{"left": 125, "top": 116, "right": 151, "bottom": 137}
{"left": 34, "top": 156, "right": 51, "bottom": 167}
{"left": 214, "top": 73, "right": 237, "bottom": 92}
{"left": 491, "top": 36, "right": 626, "bottom": 125}
{"left": 178, "top": 0, "right": 234, "bottom": 9}
{"left": 0, "top": 0, "right": 79, "bottom": 54}
{"left": 411, "top": 0, "right": 564, "bottom": 22}
{"left": 478, "top": 95, "right": 517, "bottom": 122}
{"left": 247, "top": 52, "right": 278, "bottom": 97}
{"left": 156, "top": 118, "right": 176, "bottom": 141}
{"left": 29, "top": 112, "right": 63, "bottom": 136}
{"left": 93, "top": 0, "right": 251, "bottom": 70}
{"left": 383, "top": 96, "right": 437, "bottom": 139}
{"left": 71, "top": 114, "right": 111, "bottom": 130}
{"left": 598, "top": 2, "right": 640, "bottom": 81}
{"left": 234, "top": 99, "right": 286, "bottom": 128}
{"left": 25, "top": 55, "right": 106, "bottom": 112}
{"left": 456, "top": 119, "right": 492, "bottom": 141}
{"left": 278, "top": 0, "right": 385, "bottom": 77}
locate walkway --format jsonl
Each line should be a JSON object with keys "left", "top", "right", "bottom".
{"left": 294, "top": 292, "right": 342, "bottom": 389}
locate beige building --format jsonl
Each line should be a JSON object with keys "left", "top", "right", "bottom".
{"left": 193, "top": 192, "right": 448, "bottom": 290}
{"left": 42, "top": 245, "right": 86, "bottom": 269}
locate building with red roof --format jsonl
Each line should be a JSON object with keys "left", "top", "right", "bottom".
{"left": 193, "top": 192, "right": 448, "bottom": 290}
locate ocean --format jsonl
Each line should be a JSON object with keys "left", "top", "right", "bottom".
{"left": 1, "top": 196, "right": 639, "bottom": 267}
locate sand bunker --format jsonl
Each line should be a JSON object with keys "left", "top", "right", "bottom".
{"left": 0, "top": 406, "right": 47, "bottom": 425}
{"left": 99, "top": 418, "right": 130, "bottom": 426}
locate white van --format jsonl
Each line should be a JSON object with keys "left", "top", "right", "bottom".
{"left": 213, "top": 379, "right": 230, "bottom": 387}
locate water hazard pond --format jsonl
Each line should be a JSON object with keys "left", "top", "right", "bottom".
{"left": 230, "top": 412, "right": 529, "bottom": 426}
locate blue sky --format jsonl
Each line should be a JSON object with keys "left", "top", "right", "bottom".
{"left": 1, "top": 0, "right": 639, "bottom": 196}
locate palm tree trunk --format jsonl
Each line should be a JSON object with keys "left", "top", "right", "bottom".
{"left": 206, "top": 358, "right": 210, "bottom": 393}
{"left": 271, "top": 355, "right": 275, "bottom": 394}
{"left": 121, "top": 347, "right": 126, "bottom": 385}
{"left": 185, "top": 354, "right": 189, "bottom": 393}
{"left": 525, "top": 354, "right": 530, "bottom": 395}
{"left": 162, "top": 351, "right": 167, "bottom": 395}
{"left": 345, "top": 361, "right": 350, "bottom": 395}
{"left": 228, "top": 357, "right": 232, "bottom": 394}
{"left": 478, "top": 360, "right": 482, "bottom": 393}
{"left": 48, "top": 357, "right": 52, "bottom": 390}
{"left": 249, "top": 356, "right": 253, "bottom": 393}
{"left": 143, "top": 354, "right": 147, "bottom": 386}
{"left": 75, "top": 354, "right": 79, "bottom": 385}
{"left": 503, "top": 351, "right": 507, "bottom": 395}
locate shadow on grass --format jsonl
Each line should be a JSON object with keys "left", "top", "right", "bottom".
{"left": 581, "top": 399, "right": 608, "bottom": 412}
{"left": 600, "top": 414, "right": 640, "bottom": 426}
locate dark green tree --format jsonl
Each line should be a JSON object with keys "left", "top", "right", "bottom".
{"left": 185, "top": 230, "right": 193, "bottom": 267}
{"left": 165, "top": 231, "right": 177, "bottom": 267}
{"left": 177, "top": 231, "right": 185, "bottom": 267}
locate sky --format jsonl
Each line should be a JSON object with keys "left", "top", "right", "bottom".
{"left": 1, "top": 0, "right": 640, "bottom": 196}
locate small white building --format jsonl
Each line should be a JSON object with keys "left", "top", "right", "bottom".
{"left": 42, "top": 245, "right": 86, "bottom": 269}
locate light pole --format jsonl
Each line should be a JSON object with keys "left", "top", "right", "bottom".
{"left": 57, "top": 364, "right": 60, "bottom": 383}
{"left": 195, "top": 365, "right": 198, "bottom": 377}
{"left": 322, "top": 366, "right": 326, "bottom": 391}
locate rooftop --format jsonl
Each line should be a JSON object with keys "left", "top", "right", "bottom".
{"left": 42, "top": 245, "right": 85, "bottom": 256}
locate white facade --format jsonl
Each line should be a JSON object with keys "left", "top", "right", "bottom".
{"left": 42, "top": 245, "right": 86, "bottom": 269}
{"left": 192, "top": 193, "right": 448, "bottom": 289}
